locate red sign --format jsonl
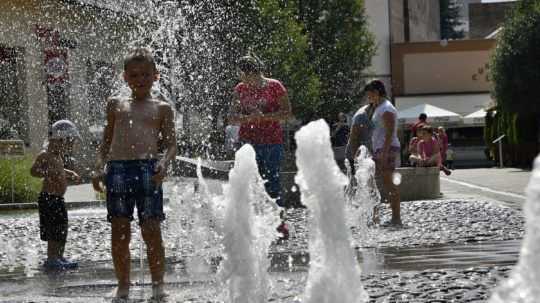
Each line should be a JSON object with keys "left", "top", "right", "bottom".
{"left": 35, "top": 25, "right": 69, "bottom": 88}
{"left": 44, "top": 49, "right": 69, "bottom": 85}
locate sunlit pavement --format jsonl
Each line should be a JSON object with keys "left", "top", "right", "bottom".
{"left": 441, "top": 167, "right": 530, "bottom": 209}
{"left": 0, "top": 171, "right": 530, "bottom": 302}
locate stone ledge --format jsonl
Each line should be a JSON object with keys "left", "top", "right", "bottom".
{"left": 394, "top": 166, "right": 441, "bottom": 201}
{"left": 282, "top": 166, "right": 441, "bottom": 205}
{"left": 0, "top": 198, "right": 170, "bottom": 211}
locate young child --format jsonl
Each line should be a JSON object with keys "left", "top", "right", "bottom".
{"left": 30, "top": 119, "right": 81, "bottom": 270}
{"left": 415, "top": 125, "right": 451, "bottom": 175}
{"left": 436, "top": 126, "right": 449, "bottom": 163}
{"left": 416, "top": 125, "right": 441, "bottom": 167}
{"left": 407, "top": 132, "right": 422, "bottom": 166}
{"left": 446, "top": 145, "right": 455, "bottom": 170}
{"left": 91, "top": 47, "right": 176, "bottom": 301}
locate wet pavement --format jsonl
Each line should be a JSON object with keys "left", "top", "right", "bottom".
{"left": 0, "top": 177, "right": 527, "bottom": 302}
{"left": 0, "top": 262, "right": 514, "bottom": 302}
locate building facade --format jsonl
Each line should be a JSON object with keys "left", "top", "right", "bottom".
{"left": 363, "top": 0, "right": 441, "bottom": 96}
{"left": 469, "top": 1, "right": 516, "bottom": 38}
{"left": 0, "top": 0, "right": 139, "bottom": 170}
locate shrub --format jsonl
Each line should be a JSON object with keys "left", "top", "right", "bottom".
{"left": 0, "top": 156, "right": 41, "bottom": 204}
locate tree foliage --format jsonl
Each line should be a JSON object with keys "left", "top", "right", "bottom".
{"left": 486, "top": 0, "right": 540, "bottom": 166}
{"left": 440, "top": 0, "right": 465, "bottom": 40}
{"left": 145, "top": 0, "right": 375, "bottom": 155}
{"left": 490, "top": 0, "right": 540, "bottom": 114}
{"left": 247, "top": 0, "right": 321, "bottom": 123}
{"left": 229, "top": 0, "right": 375, "bottom": 122}
{"left": 298, "top": 0, "right": 376, "bottom": 121}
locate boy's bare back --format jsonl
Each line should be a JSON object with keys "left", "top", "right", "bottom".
{"left": 104, "top": 96, "right": 175, "bottom": 162}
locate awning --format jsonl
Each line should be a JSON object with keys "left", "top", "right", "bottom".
{"left": 395, "top": 93, "right": 493, "bottom": 116}
{"left": 398, "top": 103, "right": 462, "bottom": 125}
{"left": 463, "top": 109, "right": 487, "bottom": 125}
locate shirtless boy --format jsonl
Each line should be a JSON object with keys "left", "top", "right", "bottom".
{"left": 91, "top": 47, "right": 176, "bottom": 300}
{"left": 31, "top": 119, "right": 81, "bottom": 270}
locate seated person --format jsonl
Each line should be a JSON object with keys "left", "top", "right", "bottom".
{"left": 446, "top": 145, "right": 455, "bottom": 169}
{"left": 407, "top": 132, "right": 421, "bottom": 166}
{"left": 410, "top": 125, "right": 452, "bottom": 175}
{"left": 412, "top": 125, "right": 441, "bottom": 167}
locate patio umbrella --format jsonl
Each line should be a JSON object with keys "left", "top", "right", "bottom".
{"left": 463, "top": 108, "right": 487, "bottom": 125}
{"left": 397, "top": 103, "right": 462, "bottom": 125}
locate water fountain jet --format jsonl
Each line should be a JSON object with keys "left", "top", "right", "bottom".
{"left": 295, "top": 119, "right": 368, "bottom": 303}
{"left": 489, "top": 155, "right": 540, "bottom": 303}
{"left": 218, "top": 144, "right": 280, "bottom": 303}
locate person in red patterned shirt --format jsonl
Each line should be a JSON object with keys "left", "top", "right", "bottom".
{"left": 229, "top": 55, "right": 292, "bottom": 239}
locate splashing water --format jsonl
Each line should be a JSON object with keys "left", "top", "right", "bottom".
{"left": 295, "top": 119, "right": 368, "bottom": 303}
{"left": 489, "top": 155, "right": 540, "bottom": 303}
{"left": 23, "top": 243, "right": 38, "bottom": 278}
{"left": 218, "top": 144, "right": 280, "bottom": 303}
{"left": 347, "top": 145, "right": 381, "bottom": 246}
{"left": 167, "top": 161, "right": 224, "bottom": 279}
{"left": 185, "top": 159, "right": 224, "bottom": 276}
{"left": 6, "top": 239, "right": 18, "bottom": 273}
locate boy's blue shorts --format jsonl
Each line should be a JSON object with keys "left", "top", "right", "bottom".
{"left": 106, "top": 159, "right": 165, "bottom": 224}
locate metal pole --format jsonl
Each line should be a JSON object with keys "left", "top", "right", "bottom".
{"left": 498, "top": 140, "right": 504, "bottom": 168}
{"left": 140, "top": 239, "right": 144, "bottom": 299}
{"left": 11, "top": 159, "right": 15, "bottom": 203}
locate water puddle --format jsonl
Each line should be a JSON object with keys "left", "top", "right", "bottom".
{"left": 268, "top": 239, "right": 520, "bottom": 274}
{"left": 0, "top": 239, "right": 520, "bottom": 299}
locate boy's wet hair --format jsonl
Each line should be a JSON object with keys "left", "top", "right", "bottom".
{"left": 123, "top": 47, "right": 157, "bottom": 72}
{"left": 238, "top": 55, "right": 262, "bottom": 74}
{"left": 364, "top": 80, "right": 387, "bottom": 97}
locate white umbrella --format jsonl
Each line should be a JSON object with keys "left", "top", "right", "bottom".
{"left": 463, "top": 109, "right": 487, "bottom": 125}
{"left": 398, "top": 103, "right": 462, "bottom": 125}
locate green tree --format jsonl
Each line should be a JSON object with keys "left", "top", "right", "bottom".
{"left": 145, "top": 0, "right": 375, "bottom": 156}
{"left": 249, "top": 0, "right": 321, "bottom": 123}
{"left": 298, "top": 0, "right": 376, "bottom": 122}
{"left": 488, "top": 0, "right": 540, "bottom": 166}
{"left": 440, "top": 0, "right": 465, "bottom": 40}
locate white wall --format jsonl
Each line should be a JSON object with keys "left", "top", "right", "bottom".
{"left": 403, "top": 50, "right": 492, "bottom": 94}
{"left": 364, "top": 0, "right": 391, "bottom": 78}
{"left": 363, "top": 0, "right": 392, "bottom": 97}
{"left": 0, "top": 1, "right": 132, "bottom": 154}
{"left": 0, "top": 3, "right": 48, "bottom": 151}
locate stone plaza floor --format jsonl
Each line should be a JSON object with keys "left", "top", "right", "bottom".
{"left": 0, "top": 167, "right": 531, "bottom": 302}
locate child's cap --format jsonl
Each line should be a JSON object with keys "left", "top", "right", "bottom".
{"left": 50, "top": 120, "right": 81, "bottom": 140}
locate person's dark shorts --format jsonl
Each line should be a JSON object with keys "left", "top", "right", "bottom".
{"left": 106, "top": 159, "right": 165, "bottom": 224}
{"left": 374, "top": 146, "right": 401, "bottom": 171}
{"left": 38, "top": 192, "right": 68, "bottom": 242}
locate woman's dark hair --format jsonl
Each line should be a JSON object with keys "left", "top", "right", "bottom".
{"left": 238, "top": 55, "right": 262, "bottom": 74}
{"left": 419, "top": 113, "right": 427, "bottom": 121}
{"left": 364, "top": 80, "right": 387, "bottom": 97}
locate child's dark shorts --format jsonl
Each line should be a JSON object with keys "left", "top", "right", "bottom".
{"left": 38, "top": 192, "right": 68, "bottom": 242}
{"left": 106, "top": 159, "right": 165, "bottom": 224}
